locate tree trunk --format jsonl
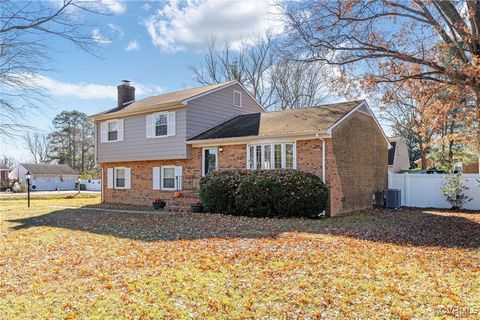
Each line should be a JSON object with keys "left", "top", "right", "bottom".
{"left": 475, "top": 87, "right": 480, "bottom": 173}
{"left": 419, "top": 141, "right": 427, "bottom": 170}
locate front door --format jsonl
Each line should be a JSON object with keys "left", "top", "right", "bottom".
{"left": 202, "top": 147, "right": 218, "bottom": 176}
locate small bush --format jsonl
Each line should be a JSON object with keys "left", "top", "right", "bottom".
{"left": 442, "top": 173, "right": 472, "bottom": 209}
{"left": 199, "top": 169, "right": 329, "bottom": 218}
{"left": 199, "top": 170, "right": 250, "bottom": 214}
{"left": 236, "top": 170, "right": 328, "bottom": 218}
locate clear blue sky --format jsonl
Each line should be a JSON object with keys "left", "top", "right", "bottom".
{"left": 3, "top": 0, "right": 387, "bottom": 161}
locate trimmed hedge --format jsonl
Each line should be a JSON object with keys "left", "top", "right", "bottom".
{"left": 199, "top": 170, "right": 249, "bottom": 214}
{"left": 199, "top": 169, "right": 328, "bottom": 218}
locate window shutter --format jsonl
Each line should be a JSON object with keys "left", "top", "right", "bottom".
{"left": 167, "top": 111, "right": 176, "bottom": 136}
{"left": 146, "top": 114, "right": 154, "bottom": 138}
{"left": 117, "top": 119, "right": 124, "bottom": 141}
{"left": 175, "top": 166, "right": 183, "bottom": 190}
{"left": 124, "top": 168, "right": 131, "bottom": 189}
{"left": 100, "top": 122, "right": 108, "bottom": 143}
{"left": 152, "top": 167, "right": 160, "bottom": 190}
{"left": 107, "top": 168, "right": 113, "bottom": 189}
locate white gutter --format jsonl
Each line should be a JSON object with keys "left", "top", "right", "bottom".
{"left": 189, "top": 132, "right": 329, "bottom": 146}
{"left": 316, "top": 133, "right": 327, "bottom": 183}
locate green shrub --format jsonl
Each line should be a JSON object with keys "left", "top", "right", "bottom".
{"left": 235, "top": 170, "right": 328, "bottom": 218}
{"left": 442, "top": 173, "right": 472, "bottom": 209}
{"left": 199, "top": 170, "right": 249, "bottom": 214}
{"left": 199, "top": 169, "right": 329, "bottom": 218}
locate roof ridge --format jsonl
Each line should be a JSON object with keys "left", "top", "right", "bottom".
{"left": 137, "top": 80, "right": 236, "bottom": 101}
{"left": 264, "top": 100, "right": 365, "bottom": 114}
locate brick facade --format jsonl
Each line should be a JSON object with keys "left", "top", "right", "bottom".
{"left": 102, "top": 112, "right": 388, "bottom": 216}
{"left": 327, "top": 112, "right": 388, "bottom": 215}
{"left": 101, "top": 145, "right": 247, "bottom": 207}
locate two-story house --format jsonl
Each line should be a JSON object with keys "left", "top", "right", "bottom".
{"left": 91, "top": 80, "right": 389, "bottom": 216}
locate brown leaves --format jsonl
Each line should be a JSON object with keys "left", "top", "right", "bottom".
{"left": 0, "top": 198, "right": 479, "bottom": 318}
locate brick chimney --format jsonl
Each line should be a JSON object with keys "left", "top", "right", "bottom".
{"left": 117, "top": 80, "right": 135, "bottom": 108}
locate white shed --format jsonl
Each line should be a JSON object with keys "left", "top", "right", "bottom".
{"left": 8, "top": 163, "right": 79, "bottom": 191}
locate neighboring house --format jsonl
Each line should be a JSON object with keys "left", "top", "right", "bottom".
{"left": 91, "top": 80, "right": 390, "bottom": 216}
{"left": 388, "top": 137, "right": 410, "bottom": 173}
{"left": 8, "top": 164, "right": 79, "bottom": 191}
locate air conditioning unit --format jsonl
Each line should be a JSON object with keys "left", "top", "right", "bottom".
{"left": 384, "top": 189, "right": 401, "bottom": 209}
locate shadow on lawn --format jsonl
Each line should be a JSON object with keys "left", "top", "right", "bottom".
{"left": 7, "top": 207, "right": 480, "bottom": 248}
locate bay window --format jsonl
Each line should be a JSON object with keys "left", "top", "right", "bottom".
{"left": 247, "top": 142, "right": 296, "bottom": 170}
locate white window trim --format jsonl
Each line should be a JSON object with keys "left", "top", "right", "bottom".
{"left": 246, "top": 142, "right": 297, "bottom": 170}
{"left": 201, "top": 147, "right": 218, "bottom": 176}
{"left": 152, "top": 112, "right": 169, "bottom": 138}
{"left": 114, "top": 167, "right": 127, "bottom": 189}
{"left": 104, "top": 119, "right": 119, "bottom": 143}
{"left": 161, "top": 165, "right": 177, "bottom": 191}
{"left": 233, "top": 90, "right": 242, "bottom": 107}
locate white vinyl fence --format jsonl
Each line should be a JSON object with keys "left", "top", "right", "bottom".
{"left": 80, "top": 179, "right": 101, "bottom": 191}
{"left": 388, "top": 173, "right": 480, "bottom": 210}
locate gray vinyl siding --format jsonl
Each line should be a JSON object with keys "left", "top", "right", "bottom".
{"left": 96, "top": 107, "right": 188, "bottom": 163}
{"left": 186, "top": 83, "right": 264, "bottom": 138}
{"left": 95, "top": 83, "right": 264, "bottom": 163}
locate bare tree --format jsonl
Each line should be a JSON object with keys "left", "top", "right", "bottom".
{"left": 270, "top": 58, "right": 332, "bottom": 109}
{"left": 24, "top": 132, "right": 49, "bottom": 164}
{"left": 0, "top": 0, "right": 106, "bottom": 139}
{"left": 0, "top": 154, "right": 16, "bottom": 168}
{"left": 191, "top": 34, "right": 331, "bottom": 110}
{"left": 282, "top": 0, "right": 480, "bottom": 155}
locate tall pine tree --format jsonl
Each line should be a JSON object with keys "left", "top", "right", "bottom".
{"left": 48, "top": 111, "right": 95, "bottom": 172}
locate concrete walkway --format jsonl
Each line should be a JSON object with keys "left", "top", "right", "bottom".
{"left": 46, "top": 205, "right": 175, "bottom": 215}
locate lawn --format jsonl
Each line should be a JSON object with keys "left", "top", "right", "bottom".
{"left": 1, "top": 196, "right": 479, "bottom": 319}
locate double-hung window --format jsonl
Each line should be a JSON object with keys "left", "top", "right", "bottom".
{"left": 247, "top": 142, "right": 296, "bottom": 170}
{"left": 101, "top": 119, "right": 123, "bottom": 143}
{"left": 162, "top": 166, "right": 176, "bottom": 190}
{"left": 155, "top": 113, "right": 168, "bottom": 137}
{"left": 108, "top": 121, "right": 118, "bottom": 141}
{"left": 107, "top": 167, "right": 130, "bottom": 189}
{"left": 146, "top": 111, "right": 175, "bottom": 138}
{"left": 115, "top": 168, "right": 125, "bottom": 188}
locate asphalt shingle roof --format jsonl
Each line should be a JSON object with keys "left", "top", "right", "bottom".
{"left": 91, "top": 81, "right": 237, "bottom": 120}
{"left": 189, "top": 100, "right": 364, "bottom": 141}
{"left": 20, "top": 164, "right": 78, "bottom": 175}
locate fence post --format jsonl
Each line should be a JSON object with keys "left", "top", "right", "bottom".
{"left": 403, "top": 173, "right": 409, "bottom": 206}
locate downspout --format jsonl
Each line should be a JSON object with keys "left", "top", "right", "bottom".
{"left": 316, "top": 133, "right": 326, "bottom": 183}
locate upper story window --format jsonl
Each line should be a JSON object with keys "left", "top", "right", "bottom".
{"left": 155, "top": 113, "right": 168, "bottom": 137}
{"left": 247, "top": 142, "right": 296, "bottom": 170}
{"left": 233, "top": 90, "right": 242, "bottom": 107}
{"left": 108, "top": 121, "right": 118, "bottom": 141}
{"left": 146, "top": 111, "right": 176, "bottom": 138}
{"left": 100, "top": 119, "right": 124, "bottom": 143}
